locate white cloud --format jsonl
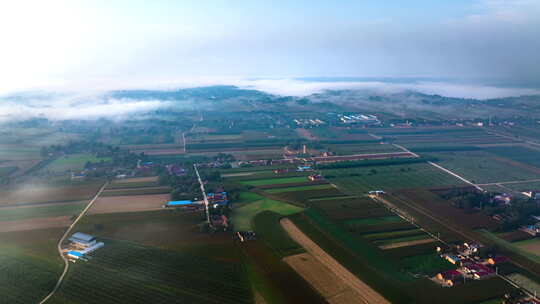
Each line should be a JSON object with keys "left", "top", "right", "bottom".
{"left": 0, "top": 94, "right": 171, "bottom": 123}
{"left": 233, "top": 78, "right": 540, "bottom": 99}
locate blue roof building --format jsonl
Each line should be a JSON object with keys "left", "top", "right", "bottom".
{"left": 67, "top": 251, "right": 84, "bottom": 259}
{"left": 166, "top": 200, "right": 194, "bottom": 206}
{"left": 69, "top": 232, "right": 97, "bottom": 247}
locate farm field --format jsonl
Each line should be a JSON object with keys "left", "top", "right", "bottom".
{"left": 88, "top": 194, "right": 170, "bottom": 215}
{"left": 100, "top": 186, "right": 171, "bottom": 196}
{"left": 284, "top": 252, "right": 365, "bottom": 304}
{"left": 505, "top": 181, "right": 540, "bottom": 192}
{"left": 43, "top": 154, "right": 112, "bottom": 172}
{"left": 0, "top": 201, "right": 86, "bottom": 222}
{"left": 399, "top": 253, "right": 454, "bottom": 275}
{"left": 231, "top": 197, "right": 303, "bottom": 231}
{"left": 0, "top": 144, "right": 42, "bottom": 161}
{"left": 239, "top": 239, "right": 326, "bottom": 304}
{"left": 514, "top": 238, "right": 540, "bottom": 256}
{"left": 252, "top": 211, "right": 305, "bottom": 258}
{"left": 240, "top": 176, "right": 309, "bottom": 186}
{"left": 0, "top": 166, "right": 18, "bottom": 177}
{"left": 105, "top": 180, "right": 160, "bottom": 189}
{"left": 373, "top": 127, "right": 516, "bottom": 146}
{"left": 264, "top": 184, "right": 334, "bottom": 194}
{"left": 112, "top": 176, "right": 158, "bottom": 184}
{"left": 0, "top": 228, "right": 63, "bottom": 304}
{"left": 281, "top": 218, "right": 391, "bottom": 304}
{"left": 0, "top": 216, "right": 73, "bottom": 233}
{"left": 50, "top": 240, "right": 252, "bottom": 304}
{"left": 486, "top": 146, "right": 540, "bottom": 169}
{"left": 323, "top": 162, "right": 465, "bottom": 194}
{"left": 506, "top": 273, "right": 540, "bottom": 296}
{"left": 0, "top": 181, "right": 103, "bottom": 206}
{"left": 395, "top": 189, "right": 499, "bottom": 230}
{"left": 73, "top": 211, "right": 242, "bottom": 260}
{"left": 428, "top": 151, "right": 540, "bottom": 184}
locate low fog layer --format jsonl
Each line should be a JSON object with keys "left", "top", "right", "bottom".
{"left": 0, "top": 94, "right": 172, "bottom": 123}
{"left": 1, "top": 78, "right": 539, "bottom": 123}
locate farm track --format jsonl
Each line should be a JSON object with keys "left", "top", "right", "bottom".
{"left": 38, "top": 181, "right": 108, "bottom": 304}
{"left": 280, "top": 218, "right": 391, "bottom": 304}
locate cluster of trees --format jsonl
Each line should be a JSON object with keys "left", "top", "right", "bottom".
{"left": 442, "top": 188, "right": 540, "bottom": 231}
{"left": 40, "top": 141, "right": 117, "bottom": 157}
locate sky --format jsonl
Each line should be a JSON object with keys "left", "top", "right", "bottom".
{"left": 0, "top": 0, "right": 539, "bottom": 95}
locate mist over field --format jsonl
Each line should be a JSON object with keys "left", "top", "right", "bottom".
{"left": 1, "top": 78, "right": 539, "bottom": 123}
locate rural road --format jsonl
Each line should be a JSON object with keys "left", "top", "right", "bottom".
{"left": 38, "top": 182, "right": 109, "bottom": 304}
{"left": 280, "top": 218, "right": 391, "bottom": 304}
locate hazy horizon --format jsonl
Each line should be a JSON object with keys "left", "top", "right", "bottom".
{"left": 1, "top": 0, "right": 539, "bottom": 95}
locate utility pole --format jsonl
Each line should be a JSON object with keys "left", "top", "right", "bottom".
{"left": 194, "top": 164, "right": 212, "bottom": 228}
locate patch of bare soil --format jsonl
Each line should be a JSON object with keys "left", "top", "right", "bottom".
{"left": 284, "top": 253, "right": 363, "bottom": 304}
{"left": 113, "top": 176, "right": 158, "bottom": 183}
{"left": 281, "top": 218, "right": 390, "bottom": 304}
{"left": 88, "top": 194, "right": 170, "bottom": 214}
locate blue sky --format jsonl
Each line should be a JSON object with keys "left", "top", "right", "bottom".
{"left": 0, "top": 0, "right": 539, "bottom": 93}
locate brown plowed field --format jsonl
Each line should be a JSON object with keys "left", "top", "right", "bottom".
{"left": 0, "top": 216, "right": 71, "bottom": 232}
{"left": 88, "top": 194, "right": 169, "bottom": 214}
{"left": 113, "top": 176, "right": 158, "bottom": 183}
{"left": 284, "top": 253, "right": 363, "bottom": 304}
{"left": 281, "top": 218, "right": 390, "bottom": 304}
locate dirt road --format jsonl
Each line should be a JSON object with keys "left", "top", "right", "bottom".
{"left": 38, "top": 182, "right": 108, "bottom": 304}
{"left": 280, "top": 218, "right": 391, "bottom": 304}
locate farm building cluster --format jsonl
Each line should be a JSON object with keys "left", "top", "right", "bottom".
{"left": 434, "top": 242, "right": 508, "bottom": 287}
{"left": 520, "top": 215, "right": 540, "bottom": 236}
{"left": 64, "top": 232, "right": 105, "bottom": 262}
{"left": 293, "top": 118, "right": 325, "bottom": 127}
{"left": 338, "top": 113, "right": 380, "bottom": 125}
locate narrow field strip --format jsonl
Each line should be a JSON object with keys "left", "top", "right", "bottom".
{"left": 281, "top": 218, "right": 390, "bottom": 304}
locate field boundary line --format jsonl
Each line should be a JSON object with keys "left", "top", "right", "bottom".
{"left": 38, "top": 181, "right": 109, "bottom": 304}
{"left": 392, "top": 143, "right": 485, "bottom": 191}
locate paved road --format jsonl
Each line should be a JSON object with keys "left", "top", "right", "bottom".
{"left": 38, "top": 182, "right": 108, "bottom": 304}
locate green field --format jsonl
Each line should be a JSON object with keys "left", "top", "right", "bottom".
{"left": 399, "top": 254, "right": 454, "bottom": 275}
{"left": 236, "top": 192, "right": 265, "bottom": 204}
{"left": 0, "top": 166, "right": 18, "bottom": 177}
{"left": 479, "top": 230, "right": 540, "bottom": 264}
{"left": 0, "top": 145, "right": 41, "bottom": 161}
{"left": 264, "top": 184, "right": 334, "bottom": 194}
{"left": 0, "top": 228, "right": 63, "bottom": 304}
{"left": 428, "top": 151, "right": 540, "bottom": 183}
{"left": 323, "top": 162, "right": 465, "bottom": 194}
{"left": 362, "top": 228, "right": 424, "bottom": 240}
{"left": 486, "top": 146, "right": 540, "bottom": 168}
{"left": 101, "top": 187, "right": 171, "bottom": 196}
{"left": 344, "top": 216, "right": 403, "bottom": 226}
{"left": 374, "top": 234, "right": 432, "bottom": 246}
{"left": 50, "top": 240, "right": 252, "bottom": 304}
{"left": 240, "top": 176, "right": 308, "bottom": 186}
{"left": 44, "top": 154, "right": 112, "bottom": 172}
{"left": 231, "top": 197, "right": 303, "bottom": 231}
{"left": 0, "top": 202, "right": 86, "bottom": 222}
{"left": 253, "top": 211, "right": 305, "bottom": 257}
